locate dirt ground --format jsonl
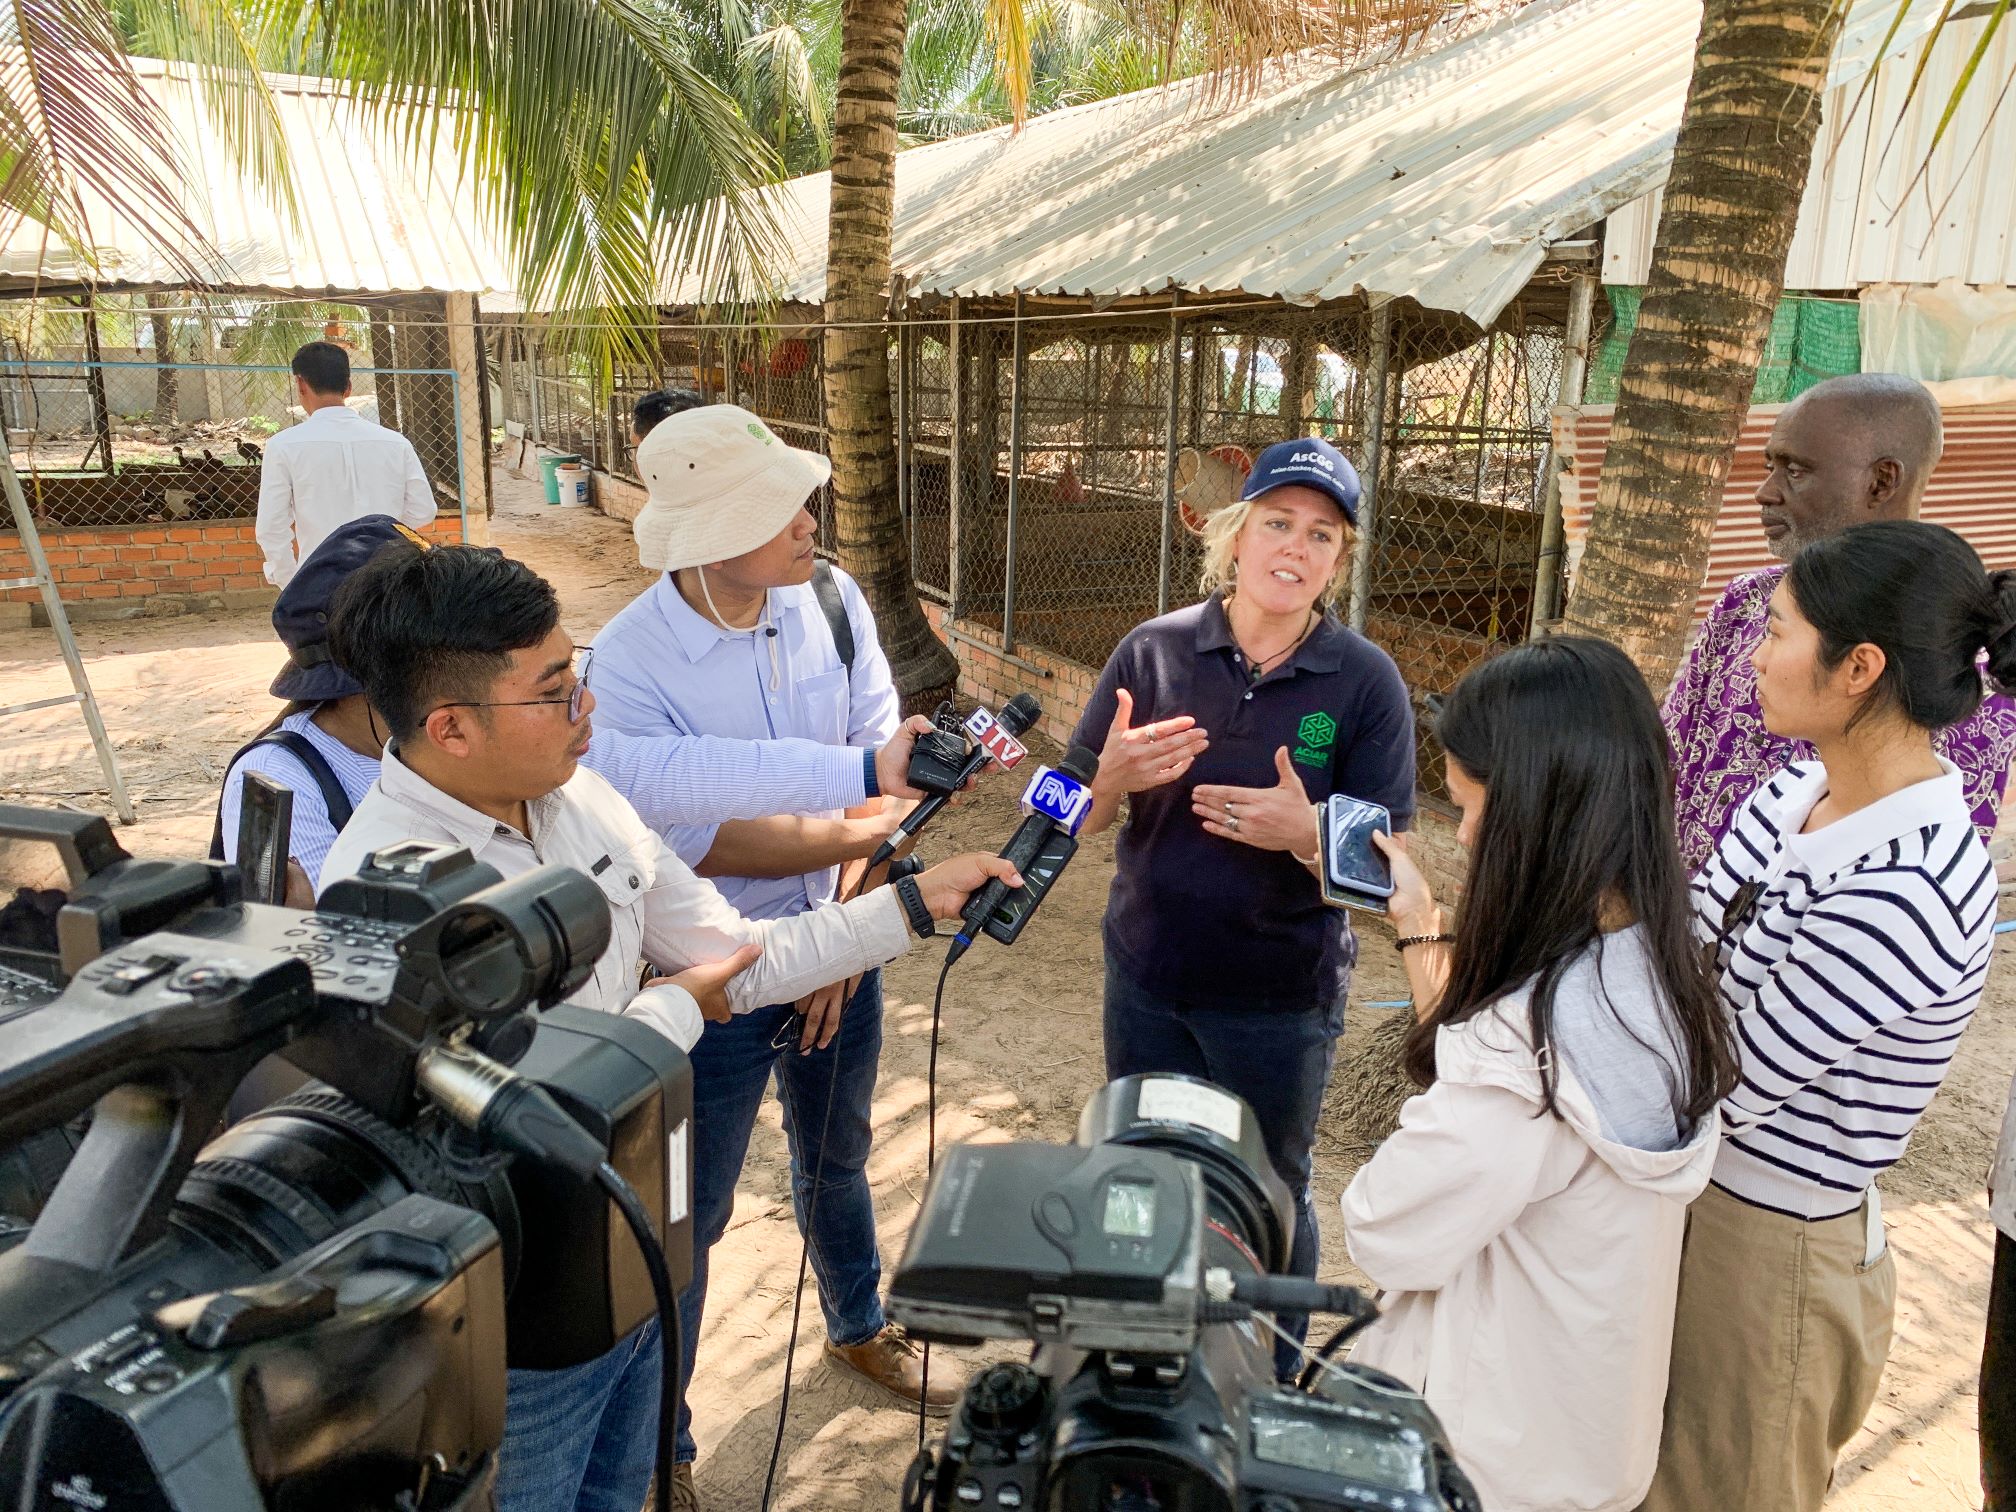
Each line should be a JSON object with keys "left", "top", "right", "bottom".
{"left": 4, "top": 473, "right": 2014, "bottom": 1510}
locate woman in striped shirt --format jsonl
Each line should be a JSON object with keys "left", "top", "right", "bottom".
{"left": 1644, "top": 521, "right": 2013, "bottom": 1512}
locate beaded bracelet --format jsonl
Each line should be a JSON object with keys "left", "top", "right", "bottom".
{"left": 1393, "top": 932, "right": 1455, "bottom": 953}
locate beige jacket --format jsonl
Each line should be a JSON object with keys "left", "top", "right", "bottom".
{"left": 1342, "top": 975, "right": 1718, "bottom": 1512}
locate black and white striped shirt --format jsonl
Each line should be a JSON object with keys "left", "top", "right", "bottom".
{"left": 1693, "top": 759, "right": 1996, "bottom": 1220}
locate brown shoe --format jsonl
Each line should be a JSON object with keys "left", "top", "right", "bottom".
{"left": 668, "top": 1463, "right": 701, "bottom": 1512}
{"left": 823, "top": 1326, "right": 963, "bottom": 1414}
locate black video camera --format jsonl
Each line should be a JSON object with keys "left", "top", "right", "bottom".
{"left": 0, "top": 805, "right": 693, "bottom": 1510}
{"left": 888, "top": 1076, "right": 1480, "bottom": 1512}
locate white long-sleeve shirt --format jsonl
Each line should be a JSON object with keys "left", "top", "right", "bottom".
{"left": 317, "top": 746, "right": 913, "bottom": 1053}
{"left": 256, "top": 404, "right": 437, "bottom": 586}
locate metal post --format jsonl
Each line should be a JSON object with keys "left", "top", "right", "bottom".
{"left": 895, "top": 319, "right": 911, "bottom": 561}
{"left": 947, "top": 296, "right": 965, "bottom": 620}
{"left": 1003, "top": 293, "right": 1028, "bottom": 654}
{"left": 1347, "top": 302, "right": 1394, "bottom": 633}
{"left": 1158, "top": 295, "right": 1183, "bottom": 615}
{"left": 1469, "top": 331, "right": 1496, "bottom": 507}
{"left": 1532, "top": 272, "right": 1598, "bottom": 629}
{"left": 77, "top": 298, "right": 113, "bottom": 474}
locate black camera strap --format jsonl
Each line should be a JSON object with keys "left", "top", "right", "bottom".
{"left": 810, "top": 562, "right": 855, "bottom": 680}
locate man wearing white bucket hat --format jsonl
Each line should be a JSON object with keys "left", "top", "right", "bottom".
{"left": 587, "top": 404, "right": 962, "bottom": 1502}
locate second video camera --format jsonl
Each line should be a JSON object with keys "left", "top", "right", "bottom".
{"left": 888, "top": 1075, "right": 1480, "bottom": 1512}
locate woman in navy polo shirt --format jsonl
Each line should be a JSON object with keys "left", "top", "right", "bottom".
{"left": 1070, "top": 436, "right": 1416, "bottom": 1376}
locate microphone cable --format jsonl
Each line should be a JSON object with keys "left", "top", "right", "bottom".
{"left": 758, "top": 856, "right": 900, "bottom": 1508}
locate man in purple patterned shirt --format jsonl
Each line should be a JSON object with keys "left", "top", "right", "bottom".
{"left": 1663, "top": 373, "right": 2016, "bottom": 871}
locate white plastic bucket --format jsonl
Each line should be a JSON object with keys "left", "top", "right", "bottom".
{"left": 553, "top": 463, "right": 591, "bottom": 508}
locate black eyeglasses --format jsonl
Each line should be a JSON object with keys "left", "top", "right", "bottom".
{"left": 434, "top": 650, "right": 592, "bottom": 724}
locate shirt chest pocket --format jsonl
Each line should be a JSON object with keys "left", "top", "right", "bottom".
{"left": 797, "top": 667, "right": 851, "bottom": 745}
{"left": 585, "top": 839, "right": 653, "bottom": 991}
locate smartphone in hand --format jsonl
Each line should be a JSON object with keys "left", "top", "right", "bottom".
{"left": 1320, "top": 794, "right": 1394, "bottom": 913}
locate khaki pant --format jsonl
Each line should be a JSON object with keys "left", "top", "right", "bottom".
{"left": 1639, "top": 1182, "right": 1895, "bottom": 1512}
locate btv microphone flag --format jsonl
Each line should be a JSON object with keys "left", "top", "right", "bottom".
{"left": 1020, "top": 763, "right": 1093, "bottom": 834}
{"left": 868, "top": 692, "right": 1044, "bottom": 868}
{"left": 963, "top": 706, "right": 1029, "bottom": 770}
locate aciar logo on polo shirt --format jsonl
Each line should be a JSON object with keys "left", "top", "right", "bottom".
{"left": 1294, "top": 711, "right": 1337, "bottom": 768}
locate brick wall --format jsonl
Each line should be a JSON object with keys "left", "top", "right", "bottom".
{"left": 0, "top": 514, "right": 465, "bottom": 629}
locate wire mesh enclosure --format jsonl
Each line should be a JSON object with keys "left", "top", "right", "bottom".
{"left": 0, "top": 294, "right": 477, "bottom": 533}
{"left": 494, "top": 289, "right": 1577, "bottom": 803}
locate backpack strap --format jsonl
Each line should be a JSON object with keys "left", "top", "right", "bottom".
{"left": 210, "top": 730, "right": 356, "bottom": 861}
{"left": 810, "top": 560, "right": 855, "bottom": 680}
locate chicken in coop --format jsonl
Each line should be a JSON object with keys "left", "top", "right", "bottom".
{"left": 235, "top": 439, "right": 262, "bottom": 465}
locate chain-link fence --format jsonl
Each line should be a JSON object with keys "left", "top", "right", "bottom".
{"left": 495, "top": 295, "right": 1570, "bottom": 798}
{"left": 0, "top": 358, "right": 471, "bottom": 531}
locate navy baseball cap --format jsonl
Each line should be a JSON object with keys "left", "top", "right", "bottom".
{"left": 269, "top": 516, "right": 431, "bottom": 702}
{"left": 1239, "top": 437, "right": 1361, "bottom": 526}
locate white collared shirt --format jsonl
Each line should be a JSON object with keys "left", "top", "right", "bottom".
{"left": 1692, "top": 758, "right": 1995, "bottom": 1220}
{"left": 255, "top": 405, "right": 438, "bottom": 586}
{"left": 318, "top": 747, "right": 913, "bottom": 1052}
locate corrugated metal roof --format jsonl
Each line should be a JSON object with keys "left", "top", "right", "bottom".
{"left": 1557, "top": 401, "right": 2016, "bottom": 620}
{"left": 0, "top": 57, "right": 517, "bottom": 298}
{"left": 667, "top": 0, "right": 1941, "bottom": 323}
{"left": 1603, "top": 11, "right": 2016, "bottom": 287}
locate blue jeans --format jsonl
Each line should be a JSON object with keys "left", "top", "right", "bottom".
{"left": 1102, "top": 959, "right": 1346, "bottom": 1379}
{"left": 675, "top": 970, "right": 886, "bottom": 1462}
{"left": 497, "top": 1319, "right": 661, "bottom": 1512}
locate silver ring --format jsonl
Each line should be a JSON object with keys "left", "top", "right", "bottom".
{"left": 1225, "top": 801, "right": 1237, "bottom": 817}
{"left": 1226, "top": 815, "right": 1241, "bottom": 833}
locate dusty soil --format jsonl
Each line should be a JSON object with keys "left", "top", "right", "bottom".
{"left": 3, "top": 471, "right": 2012, "bottom": 1510}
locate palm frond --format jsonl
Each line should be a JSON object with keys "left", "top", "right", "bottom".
{"left": 0, "top": 0, "right": 214, "bottom": 283}
{"left": 241, "top": 0, "right": 786, "bottom": 349}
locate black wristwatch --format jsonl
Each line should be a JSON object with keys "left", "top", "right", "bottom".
{"left": 893, "top": 874, "right": 936, "bottom": 939}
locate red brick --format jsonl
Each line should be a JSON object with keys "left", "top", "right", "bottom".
{"left": 186, "top": 543, "right": 226, "bottom": 561}
{"left": 77, "top": 582, "right": 119, "bottom": 599}
{"left": 167, "top": 527, "right": 204, "bottom": 542}
{"left": 36, "top": 547, "right": 78, "bottom": 567}
{"left": 153, "top": 544, "right": 187, "bottom": 563}
{"left": 75, "top": 546, "right": 116, "bottom": 565}
{"left": 117, "top": 579, "right": 155, "bottom": 597}
{"left": 187, "top": 576, "right": 225, "bottom": 592}
{"left": 119, "top": 546, "right": 156, "bottom": 563}
{"left": 99, "top": 563, "right": 137, "bottom": 582}
{"left": 201, "top": 524, "right": 247, "bottom": 542}
{"left": 62, "top": 566, "right": 101, "bottom": 584}
{"left": 168, "top": 560, "right": 208, "bottom": 579}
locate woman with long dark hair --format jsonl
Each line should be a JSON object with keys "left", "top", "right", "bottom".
{"left": 1340, "top": 636, "right": 1738, "bottom": 1512}
{"left": 1644, "top": 521, "right": 2008, "bottom": 1512}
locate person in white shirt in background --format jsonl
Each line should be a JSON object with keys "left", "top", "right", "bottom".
{"left": 316, "top": 537, "right": 1020, "bottom": 1512}
{"left": 254, "top": 340, "right": 437, "bottom": 587}
{"left": 1342, "top": 636, "right": 1739, "bottom": 1512}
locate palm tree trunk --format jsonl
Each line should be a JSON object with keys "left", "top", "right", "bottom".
{"left": 146, "top": 293, "right": 178, "bottom": 422}
{"left": 825, "top": 0, "right": 960, "bottom": 711}
{"left": 1562, "top": 0, "right": 1845, "bottom": 691}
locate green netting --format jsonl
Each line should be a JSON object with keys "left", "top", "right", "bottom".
{"left": 1583, "top": 286, "right": 1860, "bottom": 405}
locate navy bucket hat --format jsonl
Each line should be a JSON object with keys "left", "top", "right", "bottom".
{"left": 1239, "top": 436, "right": 1361, "bottom": 526}
{"left": 269, "top": 516, "right": 430, "bottom": 702}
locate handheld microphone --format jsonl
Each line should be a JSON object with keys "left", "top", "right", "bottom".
{"left": 868, "top": 692, "right": 1041, "bottom": 868}
{"left": 944, "top": 745, "right": 1099, "bottom": 966}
